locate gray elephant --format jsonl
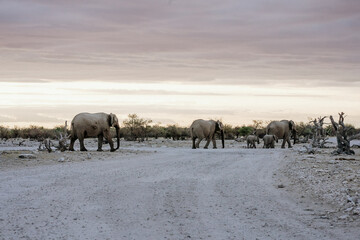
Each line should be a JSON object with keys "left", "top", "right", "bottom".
{"left": 263, "top": 134, "right": 278, "bottom": 148}
{"left": 266, "top": 120, "right": 296, "bottom": 148}
{"left": 190, "top": 119, "right": 225, "bottom": 149}
{"left": 69, "top": 112, "right": 120, "bottom": 152}
{"left": 246, "top": 135, "right": 259, "bottom": 148}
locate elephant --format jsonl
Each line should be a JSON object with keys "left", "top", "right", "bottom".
{"left": 246, "top": 135, "right": 259, "bottom": 148}
{"left": 190, "top": 119, "right": 225, "bottom": 149}
{"left": 263, "top": 134, "right": 278, "bottom": 148}
{"left": 69, "top": 112, "right": 120, "bottom": 152}
{"left": 266, "top": 120, "right": 296, "bottom": 148}
{"left": 254, "top": 128, "right": 266, "bottom": 139}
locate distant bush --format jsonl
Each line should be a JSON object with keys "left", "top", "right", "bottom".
{"left": 0, "top": 125, "right": 61, "bottom": 140}
{"left": 0, "top": 126, "right": 11, "bottom": 139}
{"left": 122, "top": 114, "right": 152, "bottom": 141}
{"left": 164, "top": 125, "right": 190, "bottom": 140}
{"left": 238, "top": 126, "right": 254, "bottom": 137}
{"left": 222, "top": 124, "right": 236, "bottom": 139}
{"left": 149, "top": 124, "right": 166, "bottom": 139}
{"left": 296, "top": 122, "right": 313, "bottom": 138}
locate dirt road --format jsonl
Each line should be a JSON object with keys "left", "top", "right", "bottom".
{"left": 0, "top": 146, "right": 358, "bottom": 239}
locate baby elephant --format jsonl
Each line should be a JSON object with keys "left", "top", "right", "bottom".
{"left": 246, "top": 135, "right": 260, "bottom": 148}
{"left": 263, "top": 134, "right": 278, "bottom": 148}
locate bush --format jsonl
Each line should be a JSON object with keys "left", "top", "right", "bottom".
{"left": 122, "top": 114, "right": 152, "bottom": 141}
{"left": 296, "top": 122, "right": 313, "bottom": 138}
{"left": 0, "top": 126, "right": 11, "bottom": 139}
{"left": 238, "top": 126, "right": 254, "bottom": 137}
{"left": 165, "top": 125, "right": 181, "bottom": 140}
{"left": 223, "top": 124, "right": 236, "bottom": 139}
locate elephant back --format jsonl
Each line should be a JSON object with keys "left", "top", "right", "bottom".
{"left": 190, "top": 119, "right": 215, "bottom": 138}
{"left": 71, "top": 112, "right": 109, "bottom": 131}
{"left": 266, "top": 121, "right": 277, "bottom": 135}
{"left": 190, "top": 119, "right": 209, "bottom": 137}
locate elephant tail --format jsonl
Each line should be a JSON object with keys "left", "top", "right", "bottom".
{"left": 190, "top": 127, "right": 194, "bottom": 138}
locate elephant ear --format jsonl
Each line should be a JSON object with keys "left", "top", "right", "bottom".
{"left": 289, "top": 120, "right": 294, "bottom": 131}
{"left": 216, "top": 120, "right": 224, "bottom": 130}
{"left": 108, "top": 113, "right": 114, "bottom": 127}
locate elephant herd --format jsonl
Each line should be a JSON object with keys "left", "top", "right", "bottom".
{"left": 68, "top": 112, "right": 296, "bottom": 152}
{"left": 191, "top": 119, "right": 296, "bottom": 149}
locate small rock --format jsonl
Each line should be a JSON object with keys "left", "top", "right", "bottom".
{"left": 58, "top": 157, "right": 65, "bottom": 162}
{"left": 338, "top": 215, "right": 348, "bottom": 220}
{"left": 346, "top": 175, "right": 355, "bottom": 181}
{"left": 19, "top": 154, "right": 36, "bottom": 159}
{"left": 353, "top": 207, "right": 360, "bottom": 215}
{"left": 345, "top": 207, "right": 353, "bottom": 212}
{"left": 277, "top": 184, "right": 285, "bottom": 188}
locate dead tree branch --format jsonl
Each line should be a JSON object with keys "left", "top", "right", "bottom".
{"left": 56, "top": 121, "right": 68, "bottom": 152}
{"left": 38, "top": 139, "right": 53, "bottom": 153}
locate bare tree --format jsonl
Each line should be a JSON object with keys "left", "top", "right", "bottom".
{"left": 330, "top": 112, "right": 355, "bottom": 155}
{"left": 310, "top": 116, "right": 329, "bottom": 148}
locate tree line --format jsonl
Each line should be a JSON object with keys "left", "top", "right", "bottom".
{"left": 0, "top": 114, "right": 358, "bottom": 142}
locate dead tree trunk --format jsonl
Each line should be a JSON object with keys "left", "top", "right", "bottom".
{"left": 310, "top": 116, "right": 328, "bottom": 148}
{"left": 57, "top": 121, "right": 68, "bottom": 152}
{"left": 330, "top": 112, "right": 354, "bottom": 155}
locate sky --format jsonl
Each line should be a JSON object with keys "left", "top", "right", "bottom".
{"left": 0, "top": 0, "right": 360, "bottom": 128}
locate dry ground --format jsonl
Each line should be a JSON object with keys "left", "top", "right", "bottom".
{"left": 0, "top": 138, "right": 359, "bottom": 239}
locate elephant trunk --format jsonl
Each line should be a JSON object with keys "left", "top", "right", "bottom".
{"left": 115, "top": 126, "right": 120, "bottom": 150}
{"left": 221, "top": 130, "right": 225, "bottom": 148}
{"left": 293, "top": 130, "right": 297, "bottom": 145}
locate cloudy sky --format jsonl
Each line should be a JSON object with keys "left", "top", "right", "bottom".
{"left": 1, "top": 0, "right": 359, "bottom": 127}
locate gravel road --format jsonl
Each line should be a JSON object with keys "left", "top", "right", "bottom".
{"left": 0, "top": 146, "right": 358, "bottom": 239}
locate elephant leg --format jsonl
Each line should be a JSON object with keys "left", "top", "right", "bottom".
{"left": 281, "top": 139, "right": 286, "bottom": 148}
{"left": 192, "top": 137, "right": 196, "bottom": 149}
{"left": 69, "top": 136, "right": 77, "bottom": 151}
{"left": 212, "top": 137, "right": 217, "bottom": 149}
{"left": 204, "top": 138, "right": 211, "bottom": 149}
{"left": 79, "top": 135, "right": 87, "bottom": 151}
{"left": 196, "top": 138, "right": 203, "bottom": 148}
{"left": 104, "top": 130, "right": 115, "bottom": 152}
{"left": 253, "top": 143, "right": 256, "bottom": 149}
{"left": 97, "top": 135, "right": 103, "bottom": 152}
{"left": 286, "top": 137, "right": 292, "bottom": 148}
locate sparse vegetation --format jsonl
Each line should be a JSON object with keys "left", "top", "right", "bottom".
{"left": 1, "top": 115, "right": 359, "bottom": 145}
{"left": 0, "top": 125, "right": 58, "bottom": 140}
